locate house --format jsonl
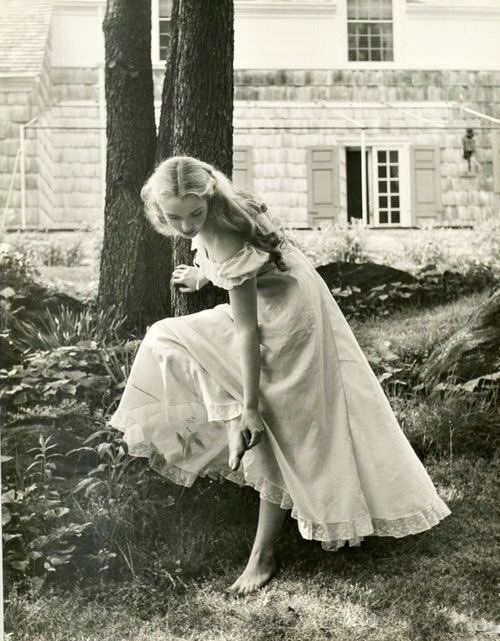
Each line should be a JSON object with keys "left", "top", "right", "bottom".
{"left": 1, "top": 0, "right": 500, "bottom": 231}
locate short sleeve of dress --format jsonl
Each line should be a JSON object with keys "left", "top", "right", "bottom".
{"left": 192, "top": 240, "right": 271, "bottom": 291}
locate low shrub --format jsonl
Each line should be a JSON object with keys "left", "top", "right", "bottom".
{"left": 5, "top": 228, "right": 101, "bottom": 268}
{"left": 0, "top": 340, "right": 139, "bottom": 414}
{"left": 289, "top": 219, "right": 370, "bottom": 265}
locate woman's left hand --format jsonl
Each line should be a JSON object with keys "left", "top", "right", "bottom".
{"left": 171, "top": 264, "right": 200, "bottom": 293}
{"left": 241, "top": 408, "right": 266, "bottom": 449}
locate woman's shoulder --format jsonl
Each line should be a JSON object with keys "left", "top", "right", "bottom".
{"left": 210, "top": 232, "right": 247, "bottom": 265}
{"left": 193, "top": 232, "right": 249, "bottom": 265}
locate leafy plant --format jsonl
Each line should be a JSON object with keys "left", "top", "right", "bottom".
{"left": 2, "top": 435, "right": 91, "bottom": 591}
{"left": 0, "top": 340, "right": 140, "bottom": 413}
{"left": 11, "top": 305, "right": 128, "bottom": 354}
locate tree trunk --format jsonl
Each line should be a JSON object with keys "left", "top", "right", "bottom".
{"left": 99, "top": 0, "right": 172, "bottom": 332}
{"left": 157, "top": 0, "right": 234, "bottom": 316}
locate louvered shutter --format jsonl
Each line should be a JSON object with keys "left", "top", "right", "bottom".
{"left": 307, "top": 146, "right": 339, "bottom": 226}
{"left": 410, "top": 146, "right": 443, "bottom": 218}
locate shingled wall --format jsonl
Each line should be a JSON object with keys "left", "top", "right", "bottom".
{"left": 234, "top": 69, "right": 500, "bottom": 118}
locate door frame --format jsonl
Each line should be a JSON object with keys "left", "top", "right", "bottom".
{"left": 340, "top": 139, "right": 411, "bottom": 227}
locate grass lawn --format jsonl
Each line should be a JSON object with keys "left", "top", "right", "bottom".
{"left": 6, "top": 455, "right": 498, "bottom": 641}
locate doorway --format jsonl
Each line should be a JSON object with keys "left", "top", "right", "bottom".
{"left": 346, "top": 148, "right": 370, "bottom": 224}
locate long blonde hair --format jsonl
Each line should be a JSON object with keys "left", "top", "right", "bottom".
{"left": 141, "top": 156, "right": 289, "bottom": 272}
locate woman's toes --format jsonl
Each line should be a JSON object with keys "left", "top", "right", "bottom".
{"left": 228, "top": 452, "right": 241, "bottom": 471}
{"left": 227, "top": 431, "right": 246, "bottom": 471}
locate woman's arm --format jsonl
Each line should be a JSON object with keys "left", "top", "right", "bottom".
{"left": 229, "top": 276, "right": 265, "bottom": 447}
{"left": 229, "top": 276, "right": 260, "bottom": 410}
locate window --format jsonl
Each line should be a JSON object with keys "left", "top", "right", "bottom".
{"left": 347, "top": 0, "right": 393, "bottom": 62}
{"left": 376, "top": 150, "right": 400, "bottom": 224}
{"left": 159, "top": 0, "right": 173, "bottom": 61}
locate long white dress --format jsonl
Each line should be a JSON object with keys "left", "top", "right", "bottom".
{"left": 109, "top": 234, "right": 451, "bottom": 551}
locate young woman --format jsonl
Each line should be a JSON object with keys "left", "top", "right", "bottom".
{"left": 109, "top": 155, "right": 451, "bottom": 597}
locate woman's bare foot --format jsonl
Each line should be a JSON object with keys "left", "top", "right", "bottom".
{"left": 227, "top": 424, "right": 247, "bottom": 471}
{"left": 226, "top": 548, "right": 279, "bottom": 597}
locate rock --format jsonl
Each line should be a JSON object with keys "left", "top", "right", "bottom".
{"left": 420, "top": 289, "right": 500, "bottom": 383}
{"left": 316, "top": 261, "right": 417, "bottom": 291}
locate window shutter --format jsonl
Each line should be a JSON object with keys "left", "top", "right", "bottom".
{"left": 492, "top": 132, "right": 500, "bottom": 193}
{"left": 410, "top": 146, "right": 443, "bottom": 218}
{"left": 232, "top": 147, "right": 253, "bottom": 192}
{"left": 306, "top": 146, "right": 339, "bottom": 226}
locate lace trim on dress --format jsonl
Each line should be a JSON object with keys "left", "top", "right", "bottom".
{"left": 110, "top": 409, "right": 451, "bottom": 552}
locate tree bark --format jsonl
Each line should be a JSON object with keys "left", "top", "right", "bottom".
{"left": 157, "top": 0, "right": 235, "bottom": 316}
{"left": 99, "top": 0, "right": 172, "bottom": 332}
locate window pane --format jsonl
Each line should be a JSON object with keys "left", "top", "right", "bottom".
{"left": 391, "top": 211, "right": 400, "bottom": 224}
{"left": 377, "top": 150, "right": 386, "bottom": 163}
{"left": 347, "top": 3, "right": 357, "bottom": 19}
{"left": 380, "top": 196, "right": 388, "bottom": 208}
{"left": 381, "top": 2, "right": 393, "bottom": 20}
{"left": 379, "top": 211, "right": 388, "bottom": 224}
{"left": 389, "top": 150, "right": 398, "bottom": 163}
{"left": 347, "top": 0, "right": 393, "bottom": 21}
{"left": 379, "top": 165, "right": 387, "bottom": 178}
{"left": 391, "top": 196, "right": 400, "bottom": 208}
{"left": 378, "top": 181, "right": 387, "bottom": 193}
{"left": 159, "top": 0, "right": 173, "bottom": 18}
{"left": 390, "top": 181, "right": 399, "bottom": 194}
{"left": 160, "top": 19, "right": 171, "bottom": 35}
{"left": 389, "top": 165, "right": 399, "bottom": 178}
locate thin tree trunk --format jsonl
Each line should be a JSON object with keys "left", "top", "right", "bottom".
{"left": 157, "top": 0, "right": 234, "bottom": 316}
{"left": 99, "top": 0, "right": 172, "bottom": 332}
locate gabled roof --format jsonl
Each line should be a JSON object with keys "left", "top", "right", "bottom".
{"left": 0, "top": 0, "right": 53, "bottom": 78}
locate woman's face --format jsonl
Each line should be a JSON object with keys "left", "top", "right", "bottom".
{"left": 159, "top": 194, "right": 209, "bottom": 239}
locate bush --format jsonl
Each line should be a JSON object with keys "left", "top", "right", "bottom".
{"left": 5, "top": 228, "right": 102, "bottom": 268}
{"left": 0, "top": 340, "right": 139, "bottom": 414}
{"left": 289, "top": 219, "right": 370, "bottom": 265}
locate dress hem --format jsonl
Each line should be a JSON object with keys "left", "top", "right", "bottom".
{"left": 109, "top": 415, "right": 451, "bottom": 552}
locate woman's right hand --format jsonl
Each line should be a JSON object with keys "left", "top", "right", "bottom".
{"left": 171, "top": 265, "right": 201, "bottom": 293}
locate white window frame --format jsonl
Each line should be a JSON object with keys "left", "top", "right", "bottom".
{"left": 339, "top": 0, "right": 401, "bottom": 68}
{"left": 371, "top": 144, "right": 410, "bottom": 227}
{"left": 346, "top": 0, "right": 394, "bottom": 63}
